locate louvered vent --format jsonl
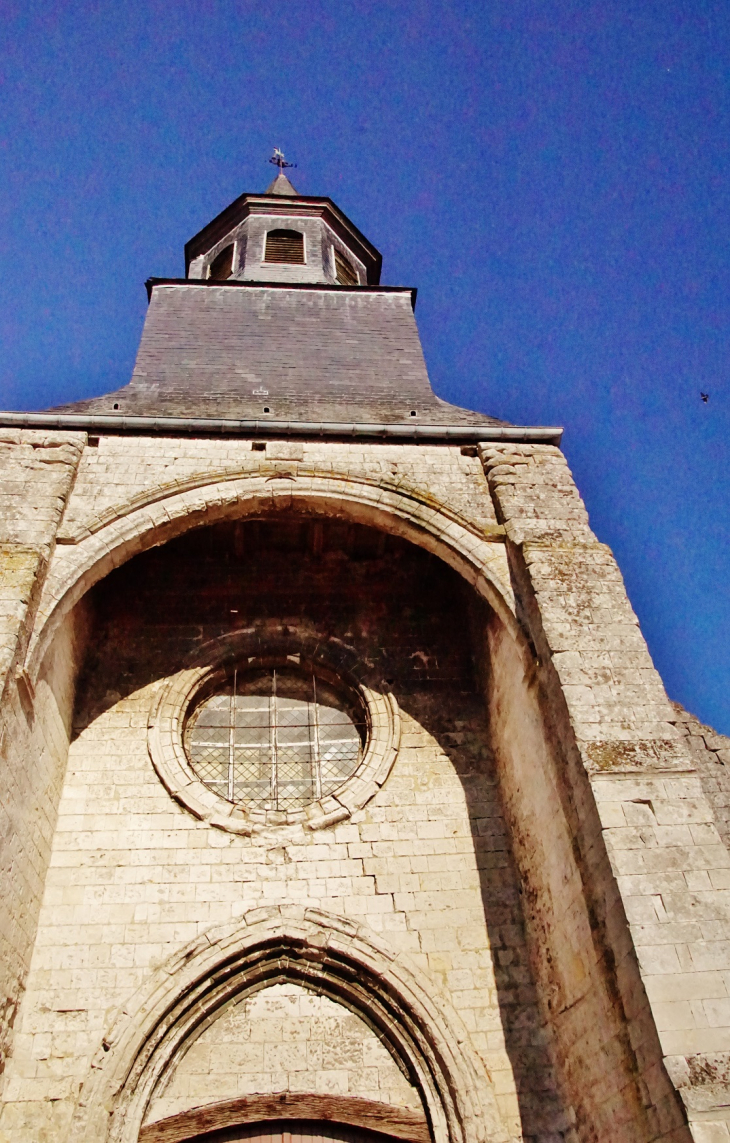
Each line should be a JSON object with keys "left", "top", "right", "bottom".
{"left": 264, "top": 229, "right": 305, "bottom": 264}
{"left": 209, "top": 244, "right": 234, "bottom": 280}
{"left": 334, "top": 249, "right": 358, "bottom": 286}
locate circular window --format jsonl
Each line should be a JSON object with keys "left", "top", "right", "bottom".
{"left": 148, "top": 636, "right": 400, "bottom": 833}
{"left": 184, "top": 667, "right": 364, "bottom": 812}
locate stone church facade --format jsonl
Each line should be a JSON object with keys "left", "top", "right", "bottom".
{"left": 0, "top": 169, "right": 729, "bottom": 1143}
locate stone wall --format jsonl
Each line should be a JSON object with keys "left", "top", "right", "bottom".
{"left": 0, "top": 430, "right": 84, "bottom": 1078}
{"left": 55, "top": 437, "right": 498, "bottom": 544}
{"left": 1, "top": 430, "right": 729, "bottom": 1143}
{"left": 0, "top": 430, "right": 83, "bottom": 697}
{"left": 483, "top": 612, "right": 655, "bottom": 1140}
{"left": 0, "top": 608, "right": 87, "bottom": 1083}
{"left": 143, "top": 982, "right": 422, "bottom": 1126}
{"left": 672, "top": 704, "right": 730, "bottom": 852}
{"left": 480, "top": 443, "right": 730, "bottom": 1143}
{"left": 0, "top": 510, "right": 569, "bottom": 1143}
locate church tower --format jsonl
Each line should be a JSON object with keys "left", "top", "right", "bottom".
{"left": 0, "top": 157, "right": 729, "bottom": 1143}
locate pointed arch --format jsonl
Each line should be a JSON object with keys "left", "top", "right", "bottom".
{"left": 70, "top": 908, "right": 509, "bottom": 1143}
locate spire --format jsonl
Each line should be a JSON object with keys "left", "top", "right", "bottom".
{"left": 265, "top": 171, "right": 299, "bottom": 196}
{"left": 265, "top": 147, "right": 298, "bottom": 196}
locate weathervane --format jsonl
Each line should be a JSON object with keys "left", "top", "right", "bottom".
{"left": 269, "top": 147, "right": 296, "bottom": 172}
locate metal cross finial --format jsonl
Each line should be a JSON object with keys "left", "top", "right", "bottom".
{"left": 269, "top": 147, "right": 297, "bottom": 172}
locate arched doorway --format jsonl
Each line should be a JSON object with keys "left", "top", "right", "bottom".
{"left": 68, "top": 909, "right": 501, "bottom": 1143}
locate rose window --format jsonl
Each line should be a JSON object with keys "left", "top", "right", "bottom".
{"left": 184, "top": 668, "right": 364, "bottom": 812}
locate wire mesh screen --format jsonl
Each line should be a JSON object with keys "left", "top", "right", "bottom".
{"left": 184, "top": 669, "right": 364, "bottom": 811}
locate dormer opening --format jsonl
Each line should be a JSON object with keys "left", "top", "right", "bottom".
{"left": 208, "top": 244, "right": 234, "bottom": 281}
{"left": 264, "top": 229, "right": 305, "bottom": 264}
{"left": 334, "top": 249, "right": 358, "bottom": 286}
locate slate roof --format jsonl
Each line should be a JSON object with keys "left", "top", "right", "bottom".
{"left": 53, "top": 280, "right": 506, "bottom": 427}
{"left": 265, "top": 172, "right": 299, "bottom": 195}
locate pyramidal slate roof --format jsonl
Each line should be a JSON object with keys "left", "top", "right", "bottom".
{"left": 265, "top": 171, "right": 299, "bottom": 195}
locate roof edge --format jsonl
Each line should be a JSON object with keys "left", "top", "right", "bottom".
{"left": 0, "top": 411, "right": 563, "bottom": 446}
{"left": 145, "top": 278, "right": 418, "bottom": 309}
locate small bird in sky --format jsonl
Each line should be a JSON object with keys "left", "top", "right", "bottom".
{"left": 701, "top": 392, "right": 709, "bottom": 403}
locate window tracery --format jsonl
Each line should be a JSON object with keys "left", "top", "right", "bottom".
{"left": 184, "top": 667, "right": 363, "bottom": 812}
{"left": 147, "top": 639, "right": 400, "bottom": 833}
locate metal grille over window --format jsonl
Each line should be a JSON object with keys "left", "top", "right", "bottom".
{"left": 209, "top": 243, "right": 234, "bottom": 280}
{"left": 264, "top": 229, "right": 305, "bottom": 264}
{"left": 334, "top": 249, "right": 358, "bottom": 285}
{"left": 184, "top": 669, "right": 364, "bottom": 811}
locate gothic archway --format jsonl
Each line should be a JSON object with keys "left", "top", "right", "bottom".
{"left": 70, "top": 909, "right": 509, "bottom": 1143}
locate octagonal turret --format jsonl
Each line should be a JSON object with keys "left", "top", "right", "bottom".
{"left": 185, "top": 172, "right": 382, "bottom": 287}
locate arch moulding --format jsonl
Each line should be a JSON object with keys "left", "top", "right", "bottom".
{"left": 26, "top": 471, "right": 518, "bottom": 679}
{"left": 70, "top": 906, "right": 509, "bottom": 1143}
{"left": 148, "top": 626, "right": 402, "bottom": 833}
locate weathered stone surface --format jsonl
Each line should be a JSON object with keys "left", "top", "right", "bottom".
{"left": 0, "top": 429, "right": 726, "bottom": 1143}
{"left": 0, "top": 501, "right": 568, "bottom": 1143}
{"left": 55, "top": 437, "right": 499, "bottom": 544}
{"left": 480, "top": 441, "right": 730, "bottom": 1143}
{"left": 143, "top": 982, "right": 422, "bottom": 1124}
{"left": 0, "top": 430, "right": 84, "bottom": 1082}
{"left": 671, "top": 704, "right": 730, "bottom": 852}
{"left": 0, "top": 431, "right": 84, "bottom": 699}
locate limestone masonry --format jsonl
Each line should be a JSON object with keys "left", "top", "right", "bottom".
{"left": 0, "top": 168, "right": 728, "bottom": 1143}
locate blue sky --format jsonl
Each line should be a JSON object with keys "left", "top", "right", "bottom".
{"left": 1, "top": 0, "right": 728, "bottom": 732}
